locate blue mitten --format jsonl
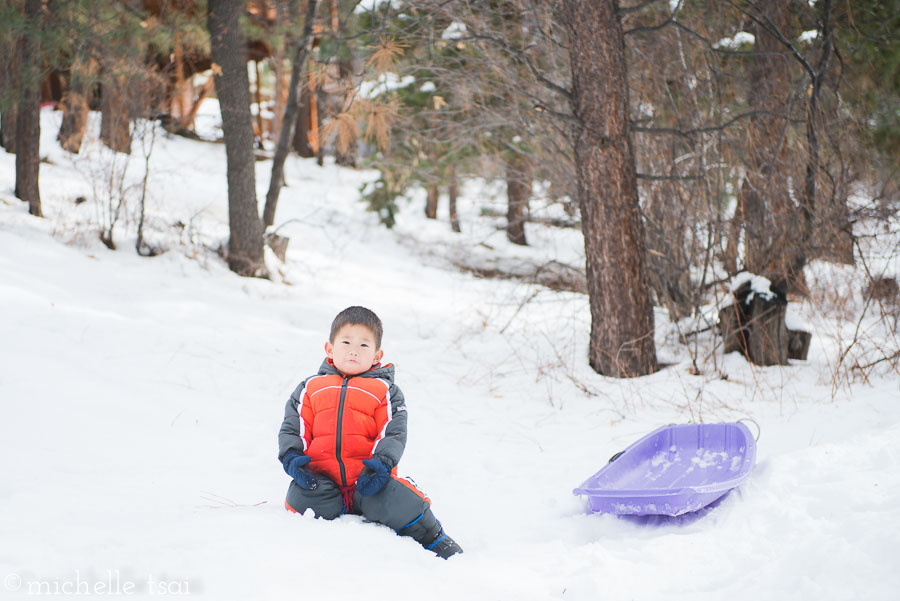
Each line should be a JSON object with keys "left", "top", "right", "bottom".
{"left": 356, "top": 457, "right": 391, "bottom": 497}
{"left": 283, "top": 452, "right": 318, "bottom": 490}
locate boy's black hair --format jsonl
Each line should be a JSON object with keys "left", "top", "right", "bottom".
{"left": 329, "top": 306, "right": 383, "bottom": 348}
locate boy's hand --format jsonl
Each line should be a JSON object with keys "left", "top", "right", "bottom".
{"left": 356, "top": 457, "right": 390, "bottom": 497}
{"left": 283, "top": 452, "right": 318, "bottom": 490}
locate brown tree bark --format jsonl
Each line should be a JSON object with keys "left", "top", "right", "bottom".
{"left": 208, "top": 0, "right": 266, "bottom": 276}
{"left": 562, "top": 0, "right": 657, "bottom": 377}
{"left": 264, "top": 0, "right": 319, "bottom": 228}
{"left": 15, "top": 0, "right": 42, "bottom": 217}
{"left": 505, "top": 154, "right": 531, "bottom": 246}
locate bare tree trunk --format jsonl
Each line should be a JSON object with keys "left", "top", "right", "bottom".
{"left": 272, "top": 0, "right": 291, "bottom": 144}
{"left": 208, "top": 0, "right": 266, "bottom": 277}
{"left": 0, "top": 24, "right": 18, "bottom": 153}
{"left": 171, "top": 30, "right": 189, "bottom": 125}
{"left": 1, "top": 105, "right": 17, "bottom": 153}
{"left": 425, "top": 184, "right": 438, "bottom": 219}
{"left": 100, "top": 75, "right": 133, "bottom": 154}
{"left": 308, "top": 65, "right": 319, "bottom": 155}
{"left": 739, "top": 0, "right": 796, "bottom": 290}
{"left": 334, "top": 59, "right": 357, "bottom": 167}
{"left": 58, "top": 62, "right": 91, "bottom": 154}
{"left": 292, "top": 76, "right": 316, "bottom": 157}
{"left": 448, "top": 164, "right": 461, "bottom": 233}
{"left": 505, "top": 154, "right": 530, "bottom": 246}
{"left": 15, "top": 0, "right": 42, "bottom": 217}
{"left": 263, "top": 0, "right": 319, "bottom": 228}
{"left": 562, "top": 0, "right": 657, "bottom": 377}
{"left": 644, "top": 183, "right": 691, "bottom": 321}
{"left": 794, "top": 0, "right": 850, "bottom": 268}
{"left": 254, "top": 60, "right": 264, "bottom": 143}
{"left": 183, "top": 76, "right": 215, "bottom": 129}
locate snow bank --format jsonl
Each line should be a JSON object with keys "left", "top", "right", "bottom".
{"left": 1, "top": 111, "right": 899, "bottom": 601}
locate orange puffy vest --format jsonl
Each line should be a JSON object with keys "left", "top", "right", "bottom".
{"left": 298, "top": 369, "right": 395, "bottom": 486}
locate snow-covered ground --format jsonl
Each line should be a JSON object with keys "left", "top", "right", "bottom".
{"left": 1, "top": 108, "right": 898, "bottom": 600}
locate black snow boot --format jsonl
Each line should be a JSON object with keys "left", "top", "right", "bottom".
{"left": 425, "top": 529, "right": 463, "bottom": 559}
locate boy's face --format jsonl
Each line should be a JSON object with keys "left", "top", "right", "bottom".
{"left": 325, "top": 323, "right": 383, "bottom": 376}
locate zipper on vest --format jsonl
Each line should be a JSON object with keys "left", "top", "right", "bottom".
{"left": 335, "top": 376, "right": 349, "bottom": 486}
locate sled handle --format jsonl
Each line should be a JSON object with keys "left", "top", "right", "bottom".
{"left": 737, "top": 417, "right": 761, "bottom": 442}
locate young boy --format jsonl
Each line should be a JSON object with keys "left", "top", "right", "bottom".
{"left": 277, "top": 306, "right": 463, "bottom": 559}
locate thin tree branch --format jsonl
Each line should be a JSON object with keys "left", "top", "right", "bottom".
{"left": 619, "top": 0, "right": 667, "bottom": 16}
{"left": 631, "top": 109, "right": 772, "bottom": 137}
{"left": 636, "top": 173, "right": 704, "bottom": 181}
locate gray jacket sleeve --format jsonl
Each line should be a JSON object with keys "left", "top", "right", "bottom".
{"left": 371, "top": 383, "right": 407, "bottom": 469}
{"left": 277, "top": 380, "right": 308, "bottom": 464}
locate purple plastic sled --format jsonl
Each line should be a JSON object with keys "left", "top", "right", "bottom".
{"left": 573, "top": 422, "right": 757, "bottom": 516}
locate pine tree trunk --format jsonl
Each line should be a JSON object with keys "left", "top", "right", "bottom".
{"left": 208, "top": 0, "right": 266, "bottom": 276}
{"left": 425, "top": 184, "right": 438, "bottom": 219}
{"left": 58, "top": 66, "right": 90, "bottom": 154}
{"left": 100, "top": 75, "right": 133, "bottom": 154}
{"left": 171, "top": 30, "right": 189, "bottom": 125}
{"left": 739, "top": 0, "right": 798, "bottom": 291}
{"left": 796, "top": 1, "right": 850, "bottom": 269}
{"left": 254, "top": 60, "right": 264, "bottom": 143}
{"left": 0, "top": 27, "right": 18, "bottom": 153}
{"left": 644, "top": 183, "right": 691, "bottom": 321}
{"left": 2, "top": 103, "right": 18, "bottom": 154}
{"left": 505, "top": 154, "right": 530, "bottom": 246}
{"left": 291, "top": 73, "right": 316, "bottom": 157}
{"left": 264, "top": 0, "right": 319, "bottom": 228}
{"left": 334, "top": 58, "right": 357, "bottom": 167}
{"left": 272, "top": 0, "right": 291, "bottom": 145}
{"left": 183, "top": 76, "right": 215, "bottom": 129}
{"left": 15, "top": 0, "right": 42, "bottom": 217}
{"left": 562, "top": 0, "right": 657, "bottom": 377}
{"left": 448, "top": 164, "right": 461, "bottom": 233}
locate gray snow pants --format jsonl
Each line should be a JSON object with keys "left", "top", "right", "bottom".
{"left": 284, "top": 474, "right": 442, "bottom": 546}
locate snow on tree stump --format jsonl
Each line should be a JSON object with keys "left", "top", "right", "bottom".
{"left": 719, "top": 273, "right": 811, "bottom": 365}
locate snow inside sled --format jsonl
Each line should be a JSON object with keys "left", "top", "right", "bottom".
{"left": 573, "top": 422, "right": 757, "bottom": 516}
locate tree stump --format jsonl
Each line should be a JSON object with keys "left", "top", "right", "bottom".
{"left": 865, "top": 277, "right": 899, "bottom": 304}
{"left": 787, "top": 329, "right": 811, "bottom": 360}
{"left": 719, "top": 275, "right": 811, "bottom": 365}
{"left": 265, "top": 232, "right": 289, "bottom": 263}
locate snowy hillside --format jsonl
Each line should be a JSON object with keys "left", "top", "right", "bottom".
{"left": 1, "top": 108, "right": 899, "bottom": 601}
